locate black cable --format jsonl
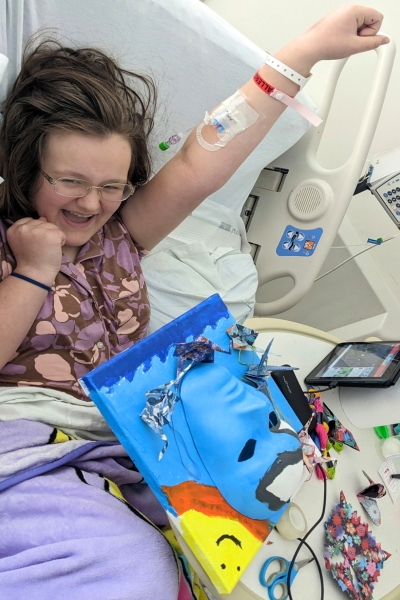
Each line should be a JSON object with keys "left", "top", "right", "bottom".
{"left": 353, "top": 173, "right": 370, "bottom": 196}
{"left": 287, "top": 464, "right": 327, "bottom": 600}
{"left": 295, "top": 538, "right": 324, "bottom": 599}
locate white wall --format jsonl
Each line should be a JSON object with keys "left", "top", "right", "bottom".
{"left": 204, "top": 0, "right": 400, "bottom": 337}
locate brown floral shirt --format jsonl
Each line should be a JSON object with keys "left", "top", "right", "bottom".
{"left": 0, "top": 215, "right": 150, "bottom": 399}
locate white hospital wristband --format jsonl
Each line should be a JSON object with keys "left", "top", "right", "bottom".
{"left": 264, "top": 53, "right": 312, "bottom": 90}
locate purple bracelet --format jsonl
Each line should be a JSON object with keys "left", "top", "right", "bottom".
{"left": 10, "top": 272, "right": 52, "bottom": 292}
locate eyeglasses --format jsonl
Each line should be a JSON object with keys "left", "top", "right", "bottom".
{"left": 41, "top": 171, "right": 135, "bottom": 202}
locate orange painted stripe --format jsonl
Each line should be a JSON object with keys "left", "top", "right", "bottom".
{"left": 162, "top": 481, "right": 272, "bottom": 541}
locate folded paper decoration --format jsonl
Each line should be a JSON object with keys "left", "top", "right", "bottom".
{"left": 357, "top": 471, "right": 386, "bottom": 526}
{"left": 324, "top": 403, "right": 360, "bottom": 451}
{"left": 324, "top": 491, "right": 390, "bottom": 600}
{"left": 80, "top": 294, "right": 304, "bottom": 593}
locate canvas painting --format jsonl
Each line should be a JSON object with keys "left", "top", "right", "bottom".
{"left": 80, "top": 294, "right": 304, "bottom": 593}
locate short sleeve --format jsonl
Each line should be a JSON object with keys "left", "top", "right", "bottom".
{"left": 114, "top": 215, "right": 149, "bottom": 261}
{"left": 133, "top": 242, "right": 150, "bottom": 261}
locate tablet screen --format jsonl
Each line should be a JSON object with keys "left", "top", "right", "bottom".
{"left": 315, "top": 342, "right": 400, "bottom": 379}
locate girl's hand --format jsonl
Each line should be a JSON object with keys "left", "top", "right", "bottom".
{"left": 7, "top": 217, "right": 66, "bottom": 284}
{"left": 307, "top": 5, "right": 386, "bottom": 59}
{"left": 281, "top": 5, "right": 388, "bottom": 76}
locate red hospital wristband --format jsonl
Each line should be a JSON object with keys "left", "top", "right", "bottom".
{"left": 252, "top": 71, "right": 322, "bottom": 127}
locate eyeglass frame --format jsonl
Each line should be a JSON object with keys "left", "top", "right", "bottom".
{"left": 41, "top": 171, "right": 135, "bottom": 202}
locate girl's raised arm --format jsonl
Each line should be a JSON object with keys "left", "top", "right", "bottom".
{"left": 120, "top": 5, "right": 387, "bottom": 250}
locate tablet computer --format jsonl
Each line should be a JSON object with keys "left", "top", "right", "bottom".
{"left": 305, "top": 341, "right": 400, "bottom": 388}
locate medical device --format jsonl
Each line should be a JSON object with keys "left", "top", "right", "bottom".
{"left": 243, "top": 39, "right": 396, "bottom": 317}
{"left": 354, "top": 148, "right": 400, "bottom": 228}
{"left": 162, "top": 68, "right": 320, "bottom": 155}
{"left": 159, "top": 133, "right": 183, "bottom": 151}
{"left": 196, "top": 90, "right": 260, "bottom": 151}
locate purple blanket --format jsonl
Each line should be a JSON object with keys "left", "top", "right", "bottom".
{"left": 0, "top": 419, "right": 196, "bottom": 600}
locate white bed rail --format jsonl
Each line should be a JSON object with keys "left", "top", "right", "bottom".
{"left": 247, "top": 39, "right": 396, "bottom": 316}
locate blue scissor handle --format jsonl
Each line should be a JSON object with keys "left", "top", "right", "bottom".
{"left": 259, "top": 556, "right": 299, "bottom": 600}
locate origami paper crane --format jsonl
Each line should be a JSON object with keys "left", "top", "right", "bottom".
{"left": 243, "top": 339, "right": 297, "bottom": 405}
{"left": 141, "top": 335, "right": 232, "bottom": 459}
{"left": 324, "top": 403, "right": 360, "bottom": 451}
{"left": 141, "top": 383, "right": 179, "bottom": 460}
{"left": 357, "top": 471, "right": 386, "bottom": 526}
{"left": 174, "top": 335, "right": 231, "bottom": 368}
{"left": 226, "top": 323, "right": 258, "bottom": 351}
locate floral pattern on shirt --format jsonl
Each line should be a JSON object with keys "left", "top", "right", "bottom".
{"left": 0, "top": 216, "right": 150, "bottom": 399}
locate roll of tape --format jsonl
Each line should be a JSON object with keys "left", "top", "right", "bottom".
{"left": 275, "top": 503, "right": 308, "bottom": 540}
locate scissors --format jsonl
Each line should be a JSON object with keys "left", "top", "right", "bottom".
{"left": 259, "top": 556, "right": 314, "bottom": 600}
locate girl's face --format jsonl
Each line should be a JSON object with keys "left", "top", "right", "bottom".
{"left": 33, "top": 130, "right": 132, "bottom": 251}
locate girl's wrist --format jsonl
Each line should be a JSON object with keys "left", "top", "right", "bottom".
{"left": 275, "top": 36, "right": 319, "bottom": 79}
{"left": 258, "top": 37, "right": 318, "bottom": 98}
{"left": 10, "top": 272, "right": 52, "bottom": 292}
{"left": 14, "top": 265, "right": 56, "bottom": 288}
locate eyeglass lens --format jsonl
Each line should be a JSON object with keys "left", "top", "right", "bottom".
{"left": 55, "top": 178, "right": 131, "bottom": 201}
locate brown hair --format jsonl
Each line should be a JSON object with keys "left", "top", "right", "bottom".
{"left": 0, "top": 37, "right": 157, "bottom": 219}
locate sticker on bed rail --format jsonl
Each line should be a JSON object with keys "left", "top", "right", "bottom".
{"left": 276, "top": 225, "right": 323, "bottom": 257}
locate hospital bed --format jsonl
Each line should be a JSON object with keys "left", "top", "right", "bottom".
{"left": 0, "top": 1, "right": 399, "bottom": 598}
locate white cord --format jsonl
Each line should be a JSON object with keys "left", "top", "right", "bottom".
{"left": 315, "top": 234, "right": 400, "bottom": 282}
{"left": 331, "top": 243, "right": 377, "bottom": 248}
